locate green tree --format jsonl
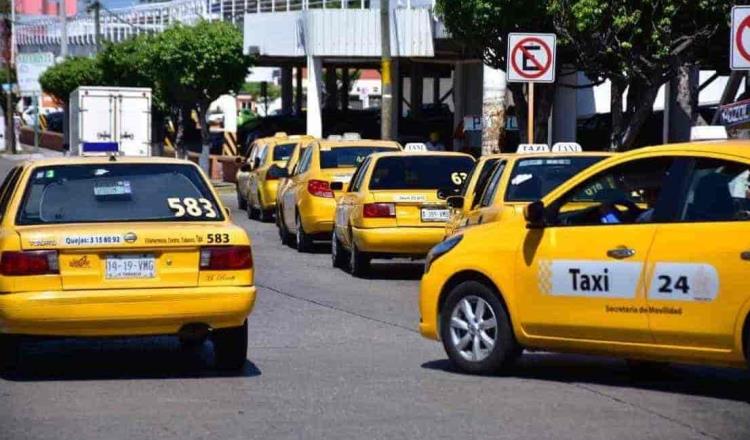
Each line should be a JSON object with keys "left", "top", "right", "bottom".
{"left": 151, "top": 21, "right": 253, "bottom": 165}
{"left": 550, "top": 0, "right": 732, "bottom": 149}
{"left": 436, "top": 0, "right": 556, "bottom": 144}
{"left": 39, "top": 57, "right": 102, "bottom": 104}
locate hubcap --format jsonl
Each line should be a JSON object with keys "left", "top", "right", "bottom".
{"left": 449, "top": 296, "right": 497, "bottom": 362}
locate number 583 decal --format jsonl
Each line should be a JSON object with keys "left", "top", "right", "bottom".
{"left": 167, "top": 197, "right": 218, "bottom": 218}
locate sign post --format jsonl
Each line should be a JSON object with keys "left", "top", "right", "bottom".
{"left": 731, "top": 6, "right": 750, "bottom": 70}
{"left": 507, "top": 33, "right": 557, "bottom": 144}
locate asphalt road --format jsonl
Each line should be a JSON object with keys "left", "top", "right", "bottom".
{"left": 1, "top": 155, "right": 750, "bottom": 440}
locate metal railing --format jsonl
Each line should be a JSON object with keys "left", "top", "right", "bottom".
{"left": 16, "top": 0, "right": 435, "bottom": 46}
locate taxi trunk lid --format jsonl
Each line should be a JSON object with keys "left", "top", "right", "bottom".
{"left": 18, "top": 224, "right": 221, "bottom": 290}
{"left": 370, "top": 190, "right": 448, "bottom": 227}
{"left": 320, "top": 168, "right": 356, "bottom": 200}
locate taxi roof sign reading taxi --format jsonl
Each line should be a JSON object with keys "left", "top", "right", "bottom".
{"left": 517, "top": 144, "right": 550, "bottom": 154}
{"left": 507, "top": 33, "right": 557, "bottom": 83}
{"left": 732, "top": 6, "right": 750, "bottom": 70}
{"left": 551, "top": 142, "right": 583, "bottom": 153}
{"left": 404, "top": 143, "right": 428, "bottom": 152}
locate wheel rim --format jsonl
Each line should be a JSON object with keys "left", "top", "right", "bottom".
{"left": 449, "top": 295, "right": 498, "bottom": 362}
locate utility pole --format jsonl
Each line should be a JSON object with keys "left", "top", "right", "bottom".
{"left": 3, "top": 11, "right": 15, "bottom": 154}
{"left": 93, "top": 1, "right": 101, "bottom": 53}
{"left": 60, "top": 0, "right": 68, "bottom": 57}
{"left": 380, "top": 0, "right": 392, "bottom": 140}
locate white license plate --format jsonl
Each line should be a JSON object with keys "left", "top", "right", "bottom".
{"left": 105, "top": 254, "right": 156, "bottom": 279}
{"left": 421, "top": 208, "right": 450, "bottom": 222}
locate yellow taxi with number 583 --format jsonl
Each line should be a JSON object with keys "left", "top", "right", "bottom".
{"left": 0, "top": 156, "right": 255, "bottom": 371}
{"left": 421, "top": 141, "right": 750, "bottom": 374}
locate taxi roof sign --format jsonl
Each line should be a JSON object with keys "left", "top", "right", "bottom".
{"left": 404, "top": 143, "right": 428, "bottom": 152}
{"left": 342, "top": 132, "right": 362, "bottom": 140}
{"left": 327, "top": 135, "right": 343, "bottom": 141}
{"left": 690, "top": 126, "right": 728, "bottom": 141}
{"left": 551, "top": 142, "right": 582, "bottom": 153}
{"left": 516, "top": 143, "right": 550, "bottom": 154}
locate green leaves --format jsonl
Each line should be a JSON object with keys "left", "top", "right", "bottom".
{"left": 39, "top": 57, "right": 102, "bottom": 103}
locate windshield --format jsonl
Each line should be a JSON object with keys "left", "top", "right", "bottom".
{"left": 17, "top": 163, "right": 223, "bottom": 225}
{"left": 274, "top": 142, "right": 297, "bottom": 161}
{"left": 320, "top": 147, "right": 397, "bottom": 169}
{"left": 369, "top": 156, "right": 475, "bottom": 190}
{"left": 504, "top": 156, "right": 607, "bottom": 202}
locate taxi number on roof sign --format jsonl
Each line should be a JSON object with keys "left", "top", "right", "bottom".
{"left": 167, "top": 197, "right": 218, "bottom": 218}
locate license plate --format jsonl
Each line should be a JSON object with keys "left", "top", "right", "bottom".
{"left": 105, "top": 254, "right": 156, "bottom": 279}
{"left": 421, "top": 208, "right": 450, "bottom": 222}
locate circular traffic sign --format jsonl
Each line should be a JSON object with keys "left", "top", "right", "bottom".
{"left": 736, "top": 15, "right": 750, "bottom": 63}
{"left": 510, "top": 37, "right": 553, "bottom": 80}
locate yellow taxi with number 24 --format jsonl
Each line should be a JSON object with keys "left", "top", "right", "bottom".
{"left": 0, "top": 156, "right": 255, "bottom": 371}
{"left": 332, "top": 151, "right": 475, "bottom": 276}
{"left": 421, "top": 141, "right": 750, "bottom": 374}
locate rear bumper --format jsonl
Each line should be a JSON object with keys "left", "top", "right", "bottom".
{"left": 260, "top": 181, "right": 279, "bottom": 210}
{"left": 0, "top": 286, "right": 256, "bottom": 337}
{"left": 299, "top": 197, "right": 336, "bottom": 234}
{"left": 353, "top": 226, "right": 445, "bottom": 255}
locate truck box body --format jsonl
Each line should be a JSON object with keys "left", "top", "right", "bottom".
{"left": 69, "top": 87, "right": 152, "bottom": 156}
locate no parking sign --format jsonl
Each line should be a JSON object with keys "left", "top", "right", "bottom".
{"left": 732, "top": 6, "right": 750, "bottom": 70}
{"left": 507, "top": 33, "right": 557, "bottom": 83}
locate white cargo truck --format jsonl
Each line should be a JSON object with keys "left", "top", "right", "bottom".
{"left": 69, "top": 86, "right": 152, "bottom": 156}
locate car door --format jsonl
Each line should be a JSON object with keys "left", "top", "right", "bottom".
{"left": 336, "top": 157, "right": 372, "bottom": 248}
{"left": 514, "top": 156, "right": 680, "bottom": 344}
{"left": 285, "top": 144, "right": 314, "bottom": 231}
{"left": 645, "top": 154, "right": 750, "bottom": 352}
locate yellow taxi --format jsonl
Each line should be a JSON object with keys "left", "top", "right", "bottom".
{"left": 332, "top": 151, "right": 475, "bottom": 276}
{"left": 235, "top": 132, "right": 286, "bottom": 210}
{"left": 445, "top": 151, "right": 612, "bottom": 237}
{"left": 275, "top": 137, "right": 318, "bottom": 244}
{"left": 277, "top": 139, "right": 401, "bottom": 252}
{"left": 238, "top": 134, "right": 313, "bottom": 222}
{"left": 420, "top": 141, "right": 750, "bottom": 374}
{"left": 0, "top": 156, "right": 256, "bottom": 371}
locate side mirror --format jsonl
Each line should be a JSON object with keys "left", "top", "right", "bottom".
{"left": 446, "top": 196, "right": 465, "bottom": 210}
{"left": 524, "top": 201, "right": 546, "bottom": 229}
{"left": 330, "top": 181, "right": 345, "bottom": 192}
{"left": 240, "top": 163, "right": 251, "bottom": 172}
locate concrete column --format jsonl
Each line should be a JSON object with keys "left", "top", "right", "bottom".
{"left": 341, "top": 67, "right": 350, "bottom": 112}
{"left": 325, "top": 66, "right": 338, "bottom": 110}
{"left": 390, "top": 59, "right": 400, "bottom": 139}
{"left": 281, "top": 66, "right": 294, "bottom": 115}
{"left": 295, "top": 66, "right": 303, "bottom": 115}
{"left": 453, "top": 63, "right": 466, "bottom": 152}
{"left": 307, "top": 56, "right": 324, "bottom": 137}
{"left": 410, "top": 62, "right": 423, "bottom": 118}
{"left": 481, "top": 65, "right": 506, "bottom": 155}
{"left": 463, "top": 63, "right": 484, "bottom": 154}
{"left": 433, "top": 74, "right": 440, "bottom": 104}
{"left": 552, "top": 67, "right": 578, "bottom": 143}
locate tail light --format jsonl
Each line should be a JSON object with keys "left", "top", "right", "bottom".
{"left": 363, "top": 203, "right": 396, "bottom": 218}
{"left": 308, "top": 180, "right": 334, "bottom": 198}
{"left": 200, "top": 246, "right": 253, "bottom": 270}
{"left": 0, "top": 251, "right": 59, "bottom": 276}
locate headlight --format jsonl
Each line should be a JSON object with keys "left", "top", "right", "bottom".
{"left": 425, "top": 234, "right": 463, "bottom": 274}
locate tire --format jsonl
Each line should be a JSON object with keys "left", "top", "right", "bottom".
{"left": 331, "top": 229, "right": 348, "bottom": 269}
{"left": 278, "top": 212, "right": 294, "bottom": 246}
{"left": 296, "top": 214, "right": 314, "bottom": 253}
{"left": 440, "top": 281, "right": 520, "bottom": 374}
{"left": 348, "top": 239, "right": 370, "bottom": 278}
{"left": 236, "top": 187, "right": 247, "bottom": 211}
{"left": 258, "top": 206, "right": 273, "bottom": 223}
{"left": 247, "top": 202, "right": 258, "bottom": 220}
{"left": 0, "top": 335, "right": 20, "bottom": 371}
{"left": 213, "top": 320, "right": 248, "bottom": 371}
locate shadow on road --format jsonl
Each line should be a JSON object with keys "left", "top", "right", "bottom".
{"left": 1, "top": 336, "right": 261, "bottom": 382}
{"left": 365, "top": 262, "right": 424, "bottom": 281}
{"left": 422, "top": 352, "right": 750, "bottom": 403}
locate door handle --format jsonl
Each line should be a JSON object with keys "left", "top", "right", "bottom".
{"left": 607, "top": 247, "right": 636, "bottom": 260}
{"left": 741, "top": 251, "right": 750, "bottom": 261}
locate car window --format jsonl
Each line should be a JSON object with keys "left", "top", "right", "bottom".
{"left": 677, "top": 158, "right": 750, "bottom": 222}
{"left": 320, "top": 146, "right": 396, "bottom": 169}
{"left": 0, "top": 166, "right": 22, "bottom": 220}
{"left": 470, "top": 159, "right": 500, "bottom": 209}
{"left": 349, "top": 158, "right": 372, "bottom": 193}
{"left": 297, "top": 145, "right": 314, "bottom": 174}
{"left": 274, "top": 142, "right": 297, "bottom": 161}
{"left": 550, "top": 157, "right": 676, "bottom": 227}
{"left": 245, "top": 142, "right": 258, "bottom": 161}
{"left": 505, "top": 156, "right": 609, "bottom": 202}
{"left": 479, "top": 160, "right": 507, "bottom": 208}
{"left": 17, "top": 164, "right": 223, "bottom": 225}
{"left": 369, "top": 156, "right": 475, "bottom": 190}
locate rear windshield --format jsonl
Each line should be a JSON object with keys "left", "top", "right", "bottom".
{"left": 320, "top": 146, "right": 396, "bottom": 169}
{"left": 369, "top": 156, "right": 475, "bottom": 190}
{"left": 17, "top": 164, "right": 224, "bottom": 225}
{"left": 505, "top": 156, "right": 607, "bottom": 202}
{"left": 273, "top": 142, "right": 297, "bottom": 161}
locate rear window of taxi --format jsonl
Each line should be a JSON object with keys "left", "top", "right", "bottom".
{"left": 17, "top": 163, "right": 224, "bottom": 225}
{"left": 369, "top": 156, "right": 475, "bottom": 190}
{"left": 320, "top": 146, "right": 397, "bottom": 169}
{"left": 505, "top": 156, "right": 607, "bottom": 202}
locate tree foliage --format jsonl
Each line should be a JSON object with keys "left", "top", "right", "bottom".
{"left": 39, "top": 57, "right": 102, "bottom": 103}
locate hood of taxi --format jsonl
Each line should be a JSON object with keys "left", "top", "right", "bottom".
{"left": 17, "top": 222, "right": 250, "bottom": 250}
